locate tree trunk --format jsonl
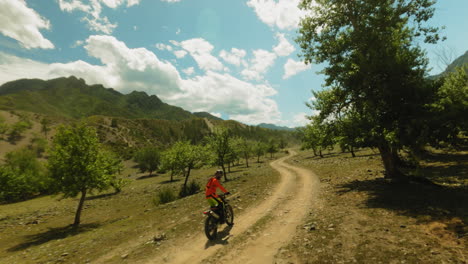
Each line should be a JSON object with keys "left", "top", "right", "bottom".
{"left": 378, "top": 143, "right": 404, "bottom": 180}
{"left": 245, "top": 155, "right": 249, "bottom": 168}
{"left": 319, "top": 149, "right": 323, "bottom": 158}
{"left": 257, "top": 155, "right": 260, "bottom": 163}
{"left": 350, "top": 146, "right": 356, "bottom": 158}
{"left": 220, "top": 164, "right": 228, "bottom": 181}
{"left": 74, "top": 189, "right": 87, "bottom": 228}
{"left": 183, "top": 165, "right": 192, "bottom": 189}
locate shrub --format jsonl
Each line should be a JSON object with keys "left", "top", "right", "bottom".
{"left": 179, "top": 180, "right": 201, "bottom": 198}
{"left": 110, "top": 178, "right": 130, "bottom": 193}
{"left": 155, "top": 187, "right": 177, "bottom": 205}
{"left": 0, "top": 149, "right": 50, "bottom": 203}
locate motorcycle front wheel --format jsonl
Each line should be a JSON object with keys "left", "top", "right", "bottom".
{"left": 225, "top": 204, "right": 234, "bottom": 226}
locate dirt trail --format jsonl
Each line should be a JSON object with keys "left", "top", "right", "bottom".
{"left": 142, "top": 150, "right": 320, "bottom": 264}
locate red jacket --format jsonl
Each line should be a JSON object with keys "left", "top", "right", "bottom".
{"left": 205, "top": 177, "right": 227, "bottom": 198}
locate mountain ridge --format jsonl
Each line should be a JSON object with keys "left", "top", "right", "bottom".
{"left": 0, "top": 76, "right": 194, "bottom": 121}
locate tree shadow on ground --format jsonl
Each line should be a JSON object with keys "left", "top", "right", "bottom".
{"left": 8, "top": 223, "right": 102, "bottom": 252}
{"left": 160, "top": 179, "right": 181, "bottom": 184}
{"left": 136, "top": 174, "right": 159, "bottom": 180}
{"left": 204, "top": 225, "right": 233, "bottom": 249}
{"left": 86, "top": 192, "right": 118, "bottom": 201}
{"left": 336, "top": 146, "right": 468, "bottom": 239}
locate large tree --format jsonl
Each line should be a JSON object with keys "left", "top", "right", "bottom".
{"left": 297, "top": 0, "right": 442, "bottom": 179}
{"left": 48, "top": 123, "right": 122, "bottom": 227}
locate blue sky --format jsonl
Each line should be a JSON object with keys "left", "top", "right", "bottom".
{"left": 0, "top": 0, "right": 466, "bottom": 127}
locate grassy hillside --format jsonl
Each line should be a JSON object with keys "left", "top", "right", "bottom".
{"left": 0, "top": 76, "right": 194, "bottom": 121}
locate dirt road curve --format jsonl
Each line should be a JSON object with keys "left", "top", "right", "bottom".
{"left": 145, "top": 150, "right": 320, "bottom": 264}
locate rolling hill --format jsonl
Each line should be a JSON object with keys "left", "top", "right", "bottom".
{"left": 0, "top": 76, "right": 194, "bottom": 121}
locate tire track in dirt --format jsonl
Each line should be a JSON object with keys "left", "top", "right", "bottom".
{"left": 142, "top": 150, "right": 320, "bottom": 264}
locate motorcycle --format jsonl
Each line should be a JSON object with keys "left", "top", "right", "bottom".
{"left": 203, "top": 193, "right": 234, "bottom": 240}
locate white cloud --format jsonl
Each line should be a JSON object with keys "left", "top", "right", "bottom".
{"left": 155, "top": 43, "right": 172, "bottom": 51}
{"left": 292, "top": 112, "right": 309, "bottom": 127}
{"left": 57, "top": 0, "right": 140, "bottom": 34}
{"left": 176, "top": 28, "right": 181, "bottom": 35}
{"left": 173, "top": 71, "right": 280, "bottom": 124}
{"left": 0, "top": 0, "right": 54, "bottom": 49}
{"left": 71, "top": 40, "right": 84, "bottom": 48}
{"left": 182, "top": 67, "right": 194, "bottom": 76}
{"left": 169, "top": 40, "right": 180, "bottom": 46}
{"left": 282, "top": 58, "right": 311, "bottom": 79}
{"left": 210, "top": 112, "right": 222, "bottom": 118}
{"left": 246, "top": 0, "right": 307, "bottom": 30}
{"left": 126, "top": 0, "right": 140, "bottom": 6}
{"left": 219, "top": 48, "right": 247, "bottom": 67}
{"left": 180, "top": 38, "right": 224, "bottom": 72}
{"left": 0, "top": 36, "right": 281, "bottom": 125}
{"left": 241, "top": 49, "right": 277, "bottom": 81}
{"left": 174, "top": 50, "right": 187, "bottom": 59}
{"left": 273, "top": 33, "right": 294, "bottom": 57}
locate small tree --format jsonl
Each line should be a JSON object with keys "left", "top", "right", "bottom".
{"left": 40, "top": 118, "right": 51, "bottom": 138}
{"left": 206, "top": 128, "right": 231, "bottom": 181}
{"left": 266, "top": 139, "right": 278, "bottom": 159}
{"left": 48, "top": 123, "right": 122, "bottom": 227}
{"left": 238, "top": 138, "right": 253, "bottom": 168}
{"left": 134, "top": 146, "right": 161, "bottom": 177}
{"left": 253, "top": 141, "right": 267, "bottom": 163}
{"left": 162, "top": 141, "right": 207, "bottom": 193}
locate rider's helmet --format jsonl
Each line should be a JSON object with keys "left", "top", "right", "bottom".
{"left": 215, "top": 169, "right": 223, "bottom": 179}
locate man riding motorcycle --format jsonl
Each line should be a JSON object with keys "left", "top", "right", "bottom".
{"left": 205, "top": 170, "right": 230, "bottom": 221}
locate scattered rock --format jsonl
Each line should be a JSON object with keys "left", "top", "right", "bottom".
{"left": 154, "top": 233, "right": 167, "bottom": 242}
{"left": 400, "top": 225, "right": 406, "bottom": 228}
{"left": 121, "top": 254, "right": 129, "bottom": 259}
{"left": 61, "top": 253, "right": 69, "bottom": 257}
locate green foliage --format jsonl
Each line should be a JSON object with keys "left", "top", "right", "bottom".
{"left": 48, "top": 123, "right": 122, "bottom": 226}
{"left": 8, "top": 120, "right": 31, "bottom": 142}
{"left": 427, "top": 67, "right": 468, "bottom": 146}
{"left": 29, "top": 136, "right": 48, "bottom": 157}
{"left": 253, "top": 141, "right": 267, "bottom": 163}
{"left": 161, "top": 141, "right": 208, "bottom": 185}
{"left": 155, "top": 187, "right": 177, "bottom": 205}
{"left": 179, "top": 180, "right": 201, "bottom": 198}
{"left": 134, "top": 146, "right": 161, "bottom": 176}
{"left": 0, "top": 148, "right": 49, "bottom": 203}
{"left": 206, "top": 128, "right": 232, "bottom": 180}
{"left": 266, "top": 139, "right": 279, "bottom": 158}
{"left": 40, "top": 118, "right": 51, "bottom": 137}
{"left": 110, "top": 178, "right": 130, "bottom": 194}
{"left": 237, "top": 137, "right": 253, "bottom": 167}
{"left": 0, "top": 114, "right": 7, "bottom": 139}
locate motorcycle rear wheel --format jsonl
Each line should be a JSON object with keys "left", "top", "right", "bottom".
{"left": 204, "top": 216, "right": 218, "bottom": 240}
